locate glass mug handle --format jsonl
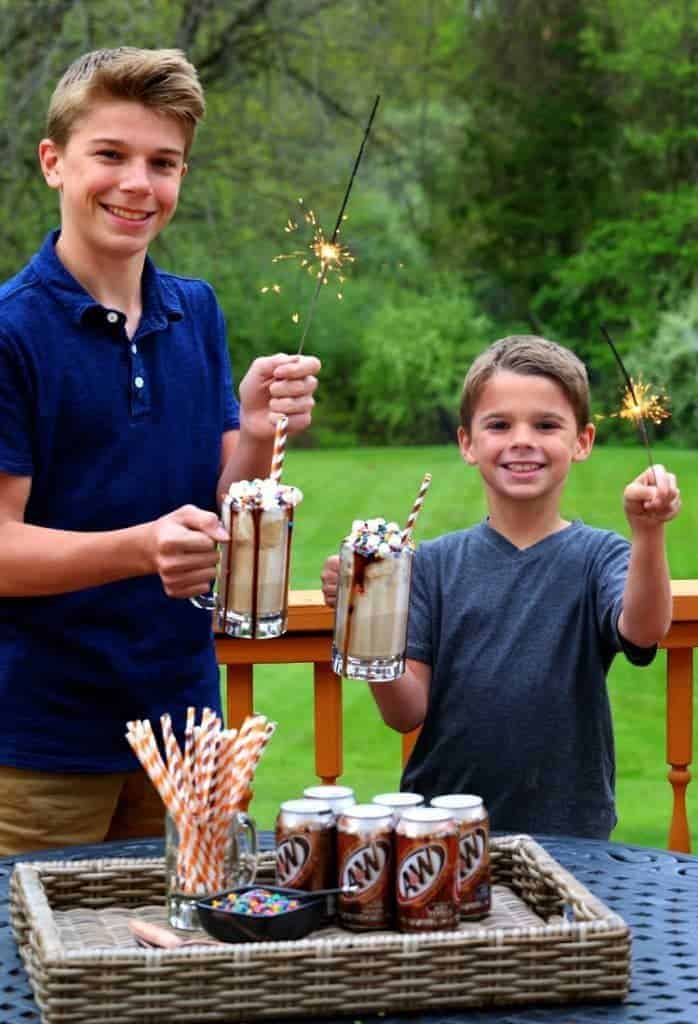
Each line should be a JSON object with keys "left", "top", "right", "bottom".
{"left": 232, "top": 811, "right": 258, "bottom": 885}
{"left": 189, "top": 540, "right": 222, "bottom": 611}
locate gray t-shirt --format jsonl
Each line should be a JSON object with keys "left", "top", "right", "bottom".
{"left": 401, "top": 520, "right": 656, "bottom": 839}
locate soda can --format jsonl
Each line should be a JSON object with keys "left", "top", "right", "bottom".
{"left": 303, "top": 784, "right": 356, "bottom": 815}
{"left": 302, "top": 784, "right": 355, "bottom": 888}
{"left": 372, "top": 791, "right": 424, "bottom": 822}
{"left": 337, "top": 804, "right": 393, "bottom": 931}
{"left": 395, "top": 806, "right": 458, "bottom": 932}
{"left": 431, "top": 794, "right": 491, "bottom": 919}
{"left": 275, "top": 798, "right": 334, "bottom": 891}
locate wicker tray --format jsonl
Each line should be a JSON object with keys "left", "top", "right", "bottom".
{"left": 10, "top": 834, "right": 630, "bottom": 1022}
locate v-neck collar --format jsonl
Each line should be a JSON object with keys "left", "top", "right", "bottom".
{"left": 476, "top": 518, "right": 583, "bottom": 558}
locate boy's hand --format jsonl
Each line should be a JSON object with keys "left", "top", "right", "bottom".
{"left": 623, "top": 464, "right": 681, "bottom": 530}
{"left": 321, "top": 554, "right": 340, "bottom": 607}
{"left": 149, "top": 505, "right": 227, "bottom": 598}
{"left": 239, "top": 353, "right": 321, "bottom": 440}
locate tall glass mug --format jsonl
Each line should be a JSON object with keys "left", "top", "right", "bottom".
{"left": 165, "top": 811, "right": 258, "bottom": 930}
{"left": 332, "top": 519, "right": 414, "bottom": 681}
{"left": 192, "top": 478, "right": 303, "bottom": 639}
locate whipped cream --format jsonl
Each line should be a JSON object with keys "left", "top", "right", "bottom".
{"left": 225, "top": 478, "right": 303, "bottom": 510}
{"left": 344, "top": 517, "right": 412, "bottom": 558}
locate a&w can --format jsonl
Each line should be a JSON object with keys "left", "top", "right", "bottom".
{"left": 395, "top": 806, "right": 458, "bottom": 932}
{"left": 275, "top": 798, "right": 334, "bottom": 890}
{"left": 431, "top": 794, "right": 491, "bottom": 919}
{"left": 337, "top": 804, "right": 393, "bottom": 930}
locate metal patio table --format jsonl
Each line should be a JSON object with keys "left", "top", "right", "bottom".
{"left": 1, "top": 832, "right": 697, "bottom": 1024}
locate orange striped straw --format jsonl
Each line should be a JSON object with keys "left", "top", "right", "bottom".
{"left": 401, "top": 472, "right": 432, "bottom": 543}
{"left": 126, "top": 721, "right": 183, "bottom": 825}
{"left": 269, "top": 414, "right": 288, "bottom": 484}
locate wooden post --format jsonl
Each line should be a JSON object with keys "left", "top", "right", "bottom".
{"left": 314, "top": 662, "right": 343, "bottom": 784}
{"left": 666, "top": 647, "right": 693, "bottom": 852}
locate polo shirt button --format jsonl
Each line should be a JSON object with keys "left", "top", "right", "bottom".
{"left": 134, "top": 376, "right": 145, "bottom": 389}
{"left": 131, "top": 343, "right": 138, "bottom": 354}
{"left": 106, "top": 311, "right": 119, "bottom": 324}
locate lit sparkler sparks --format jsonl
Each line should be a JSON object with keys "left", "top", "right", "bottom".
{"left": 264, "top": 198, "right": 354, "bottom": 305}
{"left": 261, "top": 95, "right": 380, "bottom": 354}
{"left": 600, "top": 325, "right": 670, "bottom": 479}
{"left": 614, "top": 378, "right": 670, "bottom": 426}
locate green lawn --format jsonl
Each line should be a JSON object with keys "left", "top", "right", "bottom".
{"left": 232, "top": 444, "right": 698, "bottom": 850}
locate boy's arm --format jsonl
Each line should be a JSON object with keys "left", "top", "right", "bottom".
{"left": 0, "top": 472, "right": 226, "bottom": 598}
{"left": 321, "top": 554, "right": 431, "bottom": 734}
{"left": 217, "top": 353, "right": 320, "bottom": 502}
{"left": 369, "top": 660, "right": 431, "bottom": 733}
{"left": 618, "top": 463, "right": 680, "bottom": 647}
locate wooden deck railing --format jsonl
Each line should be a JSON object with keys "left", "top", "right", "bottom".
{"left": 217, "top": 581, "right": 697, "bottom": 853}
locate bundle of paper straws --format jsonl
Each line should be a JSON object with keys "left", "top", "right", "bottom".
{"left": 126, "top": 708, "right": 276, "bottom": 894}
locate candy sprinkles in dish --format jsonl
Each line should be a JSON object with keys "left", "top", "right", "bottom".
{"left": 196, "top": 884, "right": 327, "bottom": 942}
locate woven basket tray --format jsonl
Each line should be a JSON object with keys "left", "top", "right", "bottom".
{"left": 10, "top": 834, "right": 630, "bottom": 1023}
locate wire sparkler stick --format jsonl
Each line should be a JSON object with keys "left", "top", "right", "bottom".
{"left": 296, "top": 94, "right": 381, "bottom": 355}
{"left": 600, "top": 324, "right": 663, "bottom": 482}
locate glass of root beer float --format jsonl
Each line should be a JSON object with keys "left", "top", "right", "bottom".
{"left": 192, "top": 478, "right": 302, "bottom": 639}
{"left": 332, "top": 518, "right": 414, "bottom": 682}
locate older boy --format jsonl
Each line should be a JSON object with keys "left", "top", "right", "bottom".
{"left": 0, "top": 48, "right": 320, "bottom": 853}
{"left": 322, "top": 335, "right": 680, "bottom": 838}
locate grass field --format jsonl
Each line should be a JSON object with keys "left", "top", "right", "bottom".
{"left": 233, "top": 443, "right": 698, "bottom": 849}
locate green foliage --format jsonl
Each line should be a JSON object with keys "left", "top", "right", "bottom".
{"left": 623, "top": 291, "right": 698, "bottom": 447}
{"left": 534, "top": 186, "right": 698, "bottom": 345}
{"left": 355, "top": 278, "right": 494, "bottom": 444}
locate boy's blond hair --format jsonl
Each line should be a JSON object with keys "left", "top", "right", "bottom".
{"left": 47, "top": 47, "right": 205, "bottom": 157}
{"left": 460, "top": 335, "right": 591, "bottom": 431}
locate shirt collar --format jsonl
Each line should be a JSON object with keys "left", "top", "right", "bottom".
{"left": 30, "top": 229, "right": 184, "bottom": 332}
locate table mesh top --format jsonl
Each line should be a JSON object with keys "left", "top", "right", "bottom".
{"left": 2, "top": 833, "right": 697, "bottom": 1024}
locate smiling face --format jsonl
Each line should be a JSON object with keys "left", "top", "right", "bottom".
{"left": 458, "top": 370, "right": 595, "bottom": 512}
{"left": 38, "top": 98, "right": 187, "bottom": 267}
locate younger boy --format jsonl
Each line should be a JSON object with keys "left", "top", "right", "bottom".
{"left": 0, "top": 48, "right": 321, "bottom": 853}
{"left": 322, "top": 335, "right": 680, "bottom": 838}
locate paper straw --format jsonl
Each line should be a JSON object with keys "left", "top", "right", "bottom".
{"left": 269, "top": 415, "right": 288, "bottom": 484}
{"left": 402, "top": 472, "right": 432, "bottom": 543}
{"left": 182, "top": 705, "right": 196, "bottom": 799}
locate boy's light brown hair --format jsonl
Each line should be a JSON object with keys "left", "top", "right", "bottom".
{"left": 46, "top": 47, "right": 205, "bottom": 157}
{"left": 459, "top": 335, "right": 591, "bottom": 432}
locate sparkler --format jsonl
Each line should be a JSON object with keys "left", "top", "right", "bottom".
{"left": 262, "top": 95, "right": 380, "bottom": 354}
{"left": 600, "top": 325, "right": 670, "bottom": 480}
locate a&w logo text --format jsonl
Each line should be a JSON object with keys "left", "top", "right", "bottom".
{"left": 458, "top": 826, "right": 487, "bottom": 885}
{"left": 341, "top": 840, "right": 390, "bottom": 895}
{"left": 397, "top": 843, "right": 445, "bottom": 902}
{"left": 276, "top": 835, "right": 310, "bottom": 886}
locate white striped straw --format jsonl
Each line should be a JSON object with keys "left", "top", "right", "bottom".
{"left": 402, "top": 472, "right": 432, "bottom": 543}
{"left": 269, "top": 415, "right": 288, "bottom": 484}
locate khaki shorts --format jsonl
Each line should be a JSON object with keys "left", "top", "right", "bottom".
{"left": 0, "top": 764, "right": 165, "bottom": 856}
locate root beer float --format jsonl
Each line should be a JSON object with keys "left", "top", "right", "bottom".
{"left": 217, "top": 477, "right": 302, "bottom": 639}
{"left": 331, "top": 473, "right": 431, "bottom": 683}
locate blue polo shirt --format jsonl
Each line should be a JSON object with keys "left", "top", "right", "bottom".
{"left": 0, "top": 231, "right": 239, "bottom": 771}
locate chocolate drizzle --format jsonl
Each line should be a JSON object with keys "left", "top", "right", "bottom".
{"left": 342, "top": 549, "right": 370, "bottom": 669}
{"left": 250, "top": 507, "right": 262, "bottom": 636}
{"left": 281, "top": 507, "right": 294, "bottom": 626}
{"left": 221, "top": 507, "right": 236, "bottom": 629}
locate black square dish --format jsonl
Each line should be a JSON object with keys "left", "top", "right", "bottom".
{"left": 196, "top": 885, "right": 326, "bottom": 942}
